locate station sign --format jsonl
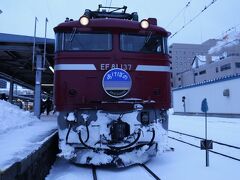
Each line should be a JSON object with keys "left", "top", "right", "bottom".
{"left": 102, "top": 68, "right": 132, "bottom": 98}
{"left": 201, "top": 98, "right": 208, "bottom": 113}
{"left": 200, "top": 139, "right": 213, "bottom": 150}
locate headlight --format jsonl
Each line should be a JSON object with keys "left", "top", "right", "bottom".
{"left": 79, "top": 16, "right": 90, "bottom": 26}
{"left": 140, "top": 19, "right": 150, "bottom": 29}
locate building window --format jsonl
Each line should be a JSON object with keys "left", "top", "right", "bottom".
{"left": 216, "top": 67, "right": 219, "bottom": 73}
{"left": 199, "top": 70, "right": 206, "bottom": 75}
{"left": 178, "top": 77, "right": 181, "bottom": 81}
{"left": 235, "top": 62, "right": 240, "bottom": 68}
{"left": 194, "top": 72, "right": 198, "bottom": 76}
{"left": 0, "top": 79, "right": 7, "bottom": 88}
{"left": 220, "top": 63, "right": 231, "bottom": 71}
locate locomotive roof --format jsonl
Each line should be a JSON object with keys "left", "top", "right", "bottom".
{"left": 54, "top": 18, "right": 170, "bottom": 36}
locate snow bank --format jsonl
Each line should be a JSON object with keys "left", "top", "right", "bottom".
{"left": 208, "top": 31, "right": 240, "bottom": 54}
{"left": 0, "top": 100, "right": 39, "bottom": 134}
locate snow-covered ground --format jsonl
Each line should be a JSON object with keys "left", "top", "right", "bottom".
{"left": 0, "top": 100, "right": 57, "bottom": 170}
{"left": 46, "top": 111, "right": 240, "bottom": 180}
{"left": 1, "top": 99, "right": 239, "bottom": 179}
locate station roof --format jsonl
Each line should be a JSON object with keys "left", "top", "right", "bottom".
{"left": 0, "top": 33, "right": 55, "bottom": 94}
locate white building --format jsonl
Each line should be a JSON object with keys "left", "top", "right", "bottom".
{"left": 169, "top": 39, "right": 217, "bottom": 87}
{"left": 172, "top": 74, "right": 240, "bottom": 117}
{"left": 176, "top": 54, "right": 240, "bottom": 87}
{"left": 171, "top": 32, "right": 240, "bottom": 116}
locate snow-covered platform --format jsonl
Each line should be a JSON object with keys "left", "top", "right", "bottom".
{"left": 0, "top": 100, "right": 57, "bottom": 178}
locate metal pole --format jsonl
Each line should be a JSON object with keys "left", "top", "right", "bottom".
{"left": 43, "top": 17, "right": 48, "bottom": 69}
{"left": 32, "top": 17, "right": 38, "bottom": 70}
{"left": 34, "top": 55, "right": 42, "bottom": 118}
{"left": 9, "top": 78, "right": 14, "bottom": 104}
{"left": 183, "top": 101, "right": 186, "bottom": 113}
{"left": 205, "top": 112, "right": 209, "bottom": 167}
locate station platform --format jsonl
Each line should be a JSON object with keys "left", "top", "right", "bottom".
{"left": 0, "top": 100, "right": 57, "bottom": 171}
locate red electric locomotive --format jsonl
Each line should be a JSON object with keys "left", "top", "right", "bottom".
{"left": 54, "top": 5, "right": 171, "bottom": 167}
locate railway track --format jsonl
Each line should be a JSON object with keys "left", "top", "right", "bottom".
{"left": 138, "top": 164, "right": 161, "bottom": 180}
{"left": 89, "top": 164, "right": 161, "bottom": 180}
{"left": 92, "top": 166, "right": 97, "bottom": 180}
{"left": 168, "top": 129, "right": 240, "bottom": 162}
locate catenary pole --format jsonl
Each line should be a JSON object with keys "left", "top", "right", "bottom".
{"left": 32, "top": 17, "right": 38, "bottom": 70}
{"left": 43, "top": 18, "right": 48, "bottom": 69}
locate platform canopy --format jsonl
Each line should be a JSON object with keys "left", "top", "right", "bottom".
{"left": 0, "top": 33, "right": 55, "bottom": 94}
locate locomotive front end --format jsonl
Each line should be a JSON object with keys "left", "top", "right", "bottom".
{"left": 54, "top": 5, "right": 171, "bottom": 167}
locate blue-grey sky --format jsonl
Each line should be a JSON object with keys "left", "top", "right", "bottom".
{"left": 0, "top": 0, "right": 239, "bottom": 44}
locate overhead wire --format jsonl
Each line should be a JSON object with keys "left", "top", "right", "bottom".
{"left": 166, "top": 0, "right": 193, "bottom": 28}
{"left": 109, "top": 0, "right": 113, "bottom": 7}
{"left": 215, "top": 23, "right": 240, "bottom": 39}
{"left": 108, "top": 0, "right": 113, "bottom": 12}
{"left": 170, "top": 0, "right": 218, "bottom": 39}
{"left": 210, "top": 39, "right": 240, "bottom": 54}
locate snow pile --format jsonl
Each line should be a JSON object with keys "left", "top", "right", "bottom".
{"left": 58, "top": 110, "right": 168, "bottom": 166}
{"left": 192, "top": 55, "right": 221, "bottom": 68}
{"left": 75, "top": 150, "right": 113, "bottom": 165}
{"left": 0, "top": 100, "right": 39, "bottom": 134}
{"left": 58, "top": 142, "right": 76, "bottom": 160}
{"left": 208, "top": 31, "right": 240, "bottom": 54}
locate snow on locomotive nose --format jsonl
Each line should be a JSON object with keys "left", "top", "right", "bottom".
{"left": 54, "top": 5, "right": 171, "bottom": 167}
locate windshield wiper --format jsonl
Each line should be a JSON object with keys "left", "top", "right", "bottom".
{"left": 66, "top": 28, "right": 77, "bottom": 42}
{"left": 145, "top": 31, "right": 152, "bottom": 43}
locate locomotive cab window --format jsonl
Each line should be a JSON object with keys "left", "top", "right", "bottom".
{"left": 120, "top": 33, "right": 167, "bottom": 54}
{"left": 55, "top": 33, "right": 64, "bottom": 52}
{"left": 55, "top": 32, "right": 112, "bottom": 52}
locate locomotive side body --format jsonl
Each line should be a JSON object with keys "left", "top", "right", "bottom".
{"left": 54, "top": 8, "right": 171, "bottom": 167}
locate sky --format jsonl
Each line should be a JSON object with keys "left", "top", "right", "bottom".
{"left": 0, "top": 0, "right": 240, "bottom": 44}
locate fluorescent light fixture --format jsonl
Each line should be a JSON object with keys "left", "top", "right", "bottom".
{"left": 49, "top": 66, "right": 54, "bottom": 73}
{"left": 42, "top": 84, "right": 54, "bottom": 87}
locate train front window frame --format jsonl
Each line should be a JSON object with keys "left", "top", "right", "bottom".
{"left": 120, "top": 33, "right": 167, "bottom": 54}
{"left": 55, "top": 33, "right": 63, "bottom": 52}
{"left": 55, "top": 32, "right": 113, "bottom": 52}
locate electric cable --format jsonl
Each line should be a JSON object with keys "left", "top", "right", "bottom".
{"left": 170, "top": 0, "right": 218, "bottom": 39}
{"left": 215, "top": 23, "right": 240, "bottom": 39}
{"left": 166, "top": 0, "right": 193, "bottom": 28}
{"left": 109, "top": 0, "right": 113, "bottom": 7}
